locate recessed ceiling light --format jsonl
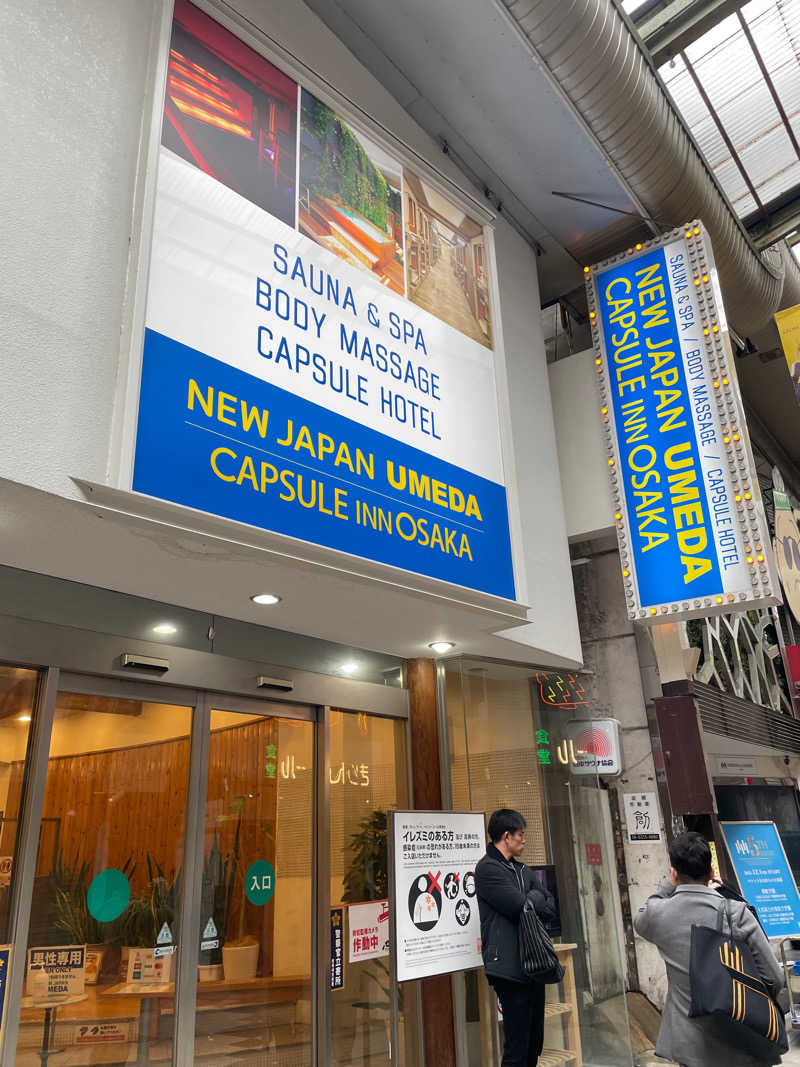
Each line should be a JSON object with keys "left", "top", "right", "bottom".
{"left": 18, "top": 714, "right": 31, "bottom": 723}
{"left": 251, "top": 593, "right": 282, "bottom": 606}
{"left": 428, "top": 641, "right": 456, "bottom": 655}
{"left": 152, "top": 623, "right": 178, "bottom": 636}
{"left": 339, "top": 662, "right": 358, "bottom": 675}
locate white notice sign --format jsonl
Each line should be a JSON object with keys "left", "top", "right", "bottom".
{"left": 348, "top": 900, "right": 390, "bottom": 962}
{"left": 623, "top": 792, "right": 662, "bottom": 843}
{"left": 392, "top": 811, "right": 485, "bottom": 982}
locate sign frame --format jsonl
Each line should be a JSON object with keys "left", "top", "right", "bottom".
{"left": 720, "top": 820, "right": 800, "bottom": 939}
{"left": 390, "top": 809, "right": 485, "bottom": 983}
{"left": 109, "top": 0, "right": 528, "bottom": 612}
{"left": 586, "top": 220, "right": 779, "bottom": 622}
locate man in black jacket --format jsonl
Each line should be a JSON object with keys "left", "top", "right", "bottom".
{"left": 475, "top": 809, "right": 557, "bottom": 1067}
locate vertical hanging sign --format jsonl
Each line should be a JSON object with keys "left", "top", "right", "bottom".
{"left": 586, "top": 221, "right": 779, "bottom": 621}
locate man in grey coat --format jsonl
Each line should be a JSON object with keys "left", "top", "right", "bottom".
{"left": 634, "top": 831, "right": 786, "bottom": 1067}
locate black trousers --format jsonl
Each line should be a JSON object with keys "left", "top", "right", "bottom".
{"left": 492, "top": 977, "right": 546, "bottom": 1067}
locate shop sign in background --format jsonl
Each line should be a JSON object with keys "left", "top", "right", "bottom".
{"left": 391, "top": 811, "right": 484, "bottom": 982}
{"left": 587, "top": 223, "right": 777, "bottom": 621}
{"left": 720, "top": 821, "right": 800, "bottom": 938}
{"left": 131, "top": 0, "right": 514, "bottom": 601}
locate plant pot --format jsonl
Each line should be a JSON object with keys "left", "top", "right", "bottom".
{"left": 222, "top": 942, "right": 258, "bottom": 982}
{"left": 198, "top": 963, "right": 223, "bottom": 983}
{"left": 85, "top": 944, "right": 107, "bottom": 986}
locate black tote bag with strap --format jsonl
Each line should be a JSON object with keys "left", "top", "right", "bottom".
{"left": 688, "top": 897, "right": 788, "bottom": 1059}
{"left": 518, "top": 899, "right": 565, "bottom": 984}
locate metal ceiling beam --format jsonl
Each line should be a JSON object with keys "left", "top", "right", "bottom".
{"left": 736, "top": 10, "right": 800, "bottom": 165}
{"left": 637, "top": 0, "right": 742, "bottom": 65}
{"left": 680, "top": 49, "right": 768, "bottom": 222}
{"left": 748, "top": 190, "right": 800, "bottom": 249}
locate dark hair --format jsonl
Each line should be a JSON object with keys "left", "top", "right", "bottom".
{"left": 487, "top": 809, "right": 526, "bottom": 843}
{"left": 669, "top": 831, "right": 712, "bottom": 882}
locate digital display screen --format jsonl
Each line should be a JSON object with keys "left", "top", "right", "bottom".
{"left": 529, "top": 865, "right": 561, "bottom": 937}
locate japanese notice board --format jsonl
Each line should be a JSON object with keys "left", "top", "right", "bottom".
{"left": 586, "top": 221, "right": 778, "bottom": 621}
{"left": 721, "top": 821, "right": 800, "bottom": 938}
{"left": 391, "top": 811, "right": 484, "bottom": 982}
{"left": 129, "top": 0, "right": 515, "bottom": 601}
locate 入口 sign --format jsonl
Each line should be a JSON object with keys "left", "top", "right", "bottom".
{"left": 392, "top": 811, "right": 484, "bottom": 982}
{"left": 587, "top": 222, "right": 778, "bottom": 621}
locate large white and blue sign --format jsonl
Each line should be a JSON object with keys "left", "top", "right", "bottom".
{"left": 587, "top": 224, "right": 777, "bottom": 620}
{"left": 721, "top": 821, "right": 800, "bottom": 939}
{"left": 129, "top": 4, "right": 514, "bottom": 601}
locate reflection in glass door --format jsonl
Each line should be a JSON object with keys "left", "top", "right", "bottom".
{"left": 191, "top": 708, "right": 313, "bottom": 1066}
{"left": 328, "top": 710, "right": 419, "bottom": 1067}
{"left": 13, "top": 689, "right": 193, "bottom": 1067}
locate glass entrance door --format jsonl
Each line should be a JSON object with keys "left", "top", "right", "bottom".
{"left": 190, "top": 705, "right": 314, "bottom": 1066}
{"left": 12, "top": 686, "right": 195, "bottom": 1067}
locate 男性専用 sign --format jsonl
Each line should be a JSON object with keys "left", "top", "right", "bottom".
{"left": 720, "top": 821, "right": 800, "bottom": 938}
{"left": 587, "top": 221, "right": 778, "bottom": 621}
{"left": 129, "top": 0, "right": 514, "bottom": 602}
{"left": 26, "top": 946, "right": 86, "bottom": 1002}
{"left": 391, "top": 811, "right": 485, "bottom": 982}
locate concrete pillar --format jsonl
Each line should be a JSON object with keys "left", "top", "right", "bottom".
{"left": 570, "top": 541, "right": 672, "bottom": 1009}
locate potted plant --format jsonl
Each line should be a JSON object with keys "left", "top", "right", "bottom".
{"left": 342, "top": 810, "right": 404, "bottom": 1060}
{"left": 198, "top": 820, "right": 240, "bottom": 982}
{"left": 117, "top": 856, "right": 181, "bottom": 985}
{"left": 49, "top": 853, "right": 134, "bottom": 984}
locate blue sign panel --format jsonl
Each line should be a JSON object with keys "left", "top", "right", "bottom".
{"left": 587, "top": 224, "right": 777, "bottom": 621}
{"left": 133, "top": 330, "right": 515, "bottom": 599}
{"left": 0, "top": 946, "right": 9, "bottom": 1037}
{"left": 330, "top": 908, "right": 344, "bottom": 990}
{"left": 721, "top": 821, "right": 800, "bottom": 938}
{"left": 595, "top": 247, "right": 723, "bottom": 607}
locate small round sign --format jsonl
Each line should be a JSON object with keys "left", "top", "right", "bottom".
{"left": 87, "top": 868, "right": 131, "bottom": 923}
{"left": 245, "top": 860, "right": 276, "bottom": 906}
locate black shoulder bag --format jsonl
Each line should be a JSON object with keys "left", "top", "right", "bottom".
{"left": 518, "top": 898, "right": 565, "bottom": 984}
{"left": 689, "top": 897, "right": 788, "bottom": 1058}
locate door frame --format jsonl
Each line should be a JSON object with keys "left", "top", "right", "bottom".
{"left": 0, "top": 666, "right": 396, "bottom": 1067}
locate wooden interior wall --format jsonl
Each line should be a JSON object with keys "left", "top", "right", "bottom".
{"left": 0, "top": 718, "right": 283, "bottom": 967}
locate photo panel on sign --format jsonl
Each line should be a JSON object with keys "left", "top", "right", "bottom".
{"left": 299, "top": 90, "right": 405, "bottom": 296}
{"left": 403, "top": 168, "right": 493, "bottom": 349}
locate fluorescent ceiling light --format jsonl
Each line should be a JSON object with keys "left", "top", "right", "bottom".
{"left": 18, "top": 714, "right": 31, "bottom": 723}
{"left": 251, "top": 593, "right": 281, "bottom": 605}
{"left": 152, "top": 623, "right": 178, "bottom": 635}
{"left": 339, "top": 662, "right": 359, "bottom": 674}
{"left": 428, "top": 641, "right": 456, "bottom": 654}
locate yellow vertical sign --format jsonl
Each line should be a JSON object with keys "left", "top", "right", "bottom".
{"left": 774, "top": 304, "right": 800, "bottom": 405}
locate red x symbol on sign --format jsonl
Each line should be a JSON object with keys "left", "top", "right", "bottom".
{"left": 427, "top": 871, "right": 442, "bottom": 893}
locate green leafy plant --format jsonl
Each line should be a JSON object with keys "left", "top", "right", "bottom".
{"left": 342, "top": 811, "right": 401, "bottom": 1013}
{"left": 117, "top": 856, "right": 181, "bottom": 948}
{"left": 342, "top": 810, "right": 388, "bottom": 904}
{"left": 50, "top": 852, "right": 135, "bottom": 945}
{"left": 199, "top": 817, "right": 241, "bottom": 965}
